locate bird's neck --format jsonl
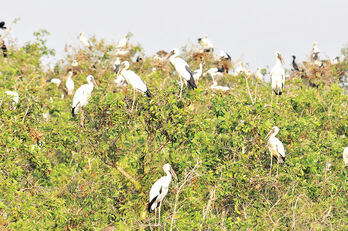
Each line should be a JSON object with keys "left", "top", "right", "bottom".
{"left": 276, "top": 59, "right": 283, "bottom": 66}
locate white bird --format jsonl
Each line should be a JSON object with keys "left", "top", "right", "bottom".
{"left": 72, "top": 75, "right": 97, "bottom": 117}
{"left": 218, "top": 50, "right": 231, "bottom": 60}
{"left": 266, "top": 126, "right": 285, "bottom": 172}
{"left": 79, "top": 32, "right": 91, "bottom": 48}
{"left": 148, "top": 163, "right": 177, "bottom": 225}
{"left": 332, "top": 56, "right": 340, "bottom": 64}
{"left": 117, "top": 33, "right": 130, "bottom": 48}
{"left": 47, "top": 78, "right": 62, "bottom": 87}
{"left": 193, "top": 63, "right": 203, "bottom": 82}
{"left": 343, "top": 147, "right": 348, "bottom": 166}
{"left": 204, "top": 67, "right": 224, "bottom": 80}
{"left": 72, "top": 59, "right": 79, "bottom": 67}
{"left": 270, "top": 51, "right": 285, "bottom": 101}
{"left": 114, "top": 75, "right": 126, "bottom": 88}
{"left": 255, "top": 67, "right": 264, "bottom": 81}
{"left": 168, "top": 48, "right": 197, "bottom": 98}
{"left": 119, "top": 61, "right": 152, "bottom": 110}
{"left": 210, "top": 80, "right": 230, "bottom": 91}
{"left": 65, "top": 71, "right": 74, "bottom": 95}
{"left": 312, "top": 41, "right": 319, "bottom": 55}
{"left": 197, "top": 34, "right": 214, "bottom": 52}
{"left": 5, "top": 91, "right": 19, "bottom": 109}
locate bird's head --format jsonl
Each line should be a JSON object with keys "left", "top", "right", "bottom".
{"left": 265, "top": 126, "right": 280, "bottom": 139}
{"left": 292, "top": 55, "right": 296, "bottom": 60}
{"left": 275, "top": 51, "right": 285, "bottom": 65}
{"left": 87, "top": 75, "right": 98, "bottom": 88}
{"left": 163, "top": 164, "right": 178, "bottom": 181}
{"left": 167, "top": 48, "right": 179, "bottom": 59}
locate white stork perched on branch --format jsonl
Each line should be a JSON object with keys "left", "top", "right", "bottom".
{"left": 148, "top": 164, "right": 177, "bottom": 226}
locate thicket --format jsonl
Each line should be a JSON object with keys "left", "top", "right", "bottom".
{"left": 0, "top": 30, "right": 347, "bottom": 230}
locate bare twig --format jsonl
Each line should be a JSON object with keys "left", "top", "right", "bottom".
{"left": 170, "top": 159, "right": 200, "bottom": 231}
{"left": 244, "top": 74, "right": 254, "bottom": 104}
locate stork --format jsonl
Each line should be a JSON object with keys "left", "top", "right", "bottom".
{"left": 148, "top": 164, "right": 177, "bottom": 226}
{"left": 270, "top": 51, "right": 285, "bottom": 104}
{"left": 193, "top": 63, "right": 203, "bottom": 82}
{"left": 197, "top": 34, "right": 214, "bottom": 52}
{"left": 65, "top": 71, "right": 74, "bottom": 95}
{"left": 210, "top": 80, "right": 230, "bottom": 91}
{"left": 255, "top": 67, "right": 264, "bottom": 81}
{"left": 205, "top": 67, "right": 224, "bottom": 81}
{"left": 266, "top": 126, "right": 285, "bottom": 174}
{"left": 117, "top": 33, "right": 130, "bottom": 49}
{"left": 5, "top": 91, "right": 19, "bottom": 109}
{"left": 118, "top": 61, "right": 152, "bottom": 110}
{"left": 72, "top": 75, "right": 97, "bottom": 126}
{"left": 46, "top": 78, "right": 62, "bottom": 87}
{"left": 343, "top": 147, "right": 348, "bottom": 167}
{"left": 79, "top": 32, "right": 91, "bottom": 48}
{"left": 168, "top": 48, "right": 197, "bottom": 98}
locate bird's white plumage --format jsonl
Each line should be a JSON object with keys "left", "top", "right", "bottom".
{"left": 117, "top": 34, "right": 129, "bottom": 48}
{"left": 205, "top": 67, "right": 223, "bottom": 80}
{"left": 119, "top": 61, "right": 148, "bottom": 94}
{"left": 148, "top": 164, "right": 176, "bottom": 212}
{"left": 198, "top": 34, "right": 214, "bottom": 51}
{"left": 79, "top": 32, "right": 91, "bottom": 48}
{"left": 169, "top": 49, "right": 193, "bottom": 82}
{"left": 255, "top": 67, "right": 264, "bottom": 81}
{"left": 210, "top": 81, "right": 229, "bottom": 91}
{"left": 267, "top": 126, "right": 285, "bottom": 163}
{"left": 72, "top": 75, "right": 95, "bottom": 114}
{"left": 270, "top": 51, "right": 285, "bottom": 95}
{"left": 343, "top": 147, "right": 348, "bottom": 166}
{"left": 193, "top": 63, "right": 203, "bottom": 82}
{"left": 5, "top": 91, "right": 19, "bottom": 107}
{"left": 48, "top": 78, "right": 62, "bottom": 86}
{"left": 66, "top": 71, "right": 74, "bottom": 95}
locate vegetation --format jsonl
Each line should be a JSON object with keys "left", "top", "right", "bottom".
{"left": 0, "top": 29, "right": 347, "bottom": 230}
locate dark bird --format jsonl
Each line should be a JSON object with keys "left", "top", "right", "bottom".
{"left": 292, "top": 56, "right": 300, "bottom": 72}
{"left": 0, "top": 21, "right": 6, "bottom": 30}
{"left": 1, "top": 43, "right": 8, "bottom": 57}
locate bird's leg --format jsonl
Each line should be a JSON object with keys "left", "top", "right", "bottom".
{"left": 270, "top": 155, "right": 273, "bottom": 175}
{"left": 131, "top": 88, "right": 135, "bottom": 112}
{"left": 80, "top": 109, "right": 84, "bottom": 127}
{"left": 254, "top": 82, "right": 258, "bottom": 103}
{"left": 158, "top": 205, "right": 161, "bottom": 226}
{"left": 276, "top": 95, "right": 279, "bottom": 105}
{"left": 271, "top": 92, "right": 273, "bottom": 106}
{"left": 179, "top": 80, "right": 183, "bottom": 99}
{"left": 154, "top": 208, "right": 157, "bottom": 226}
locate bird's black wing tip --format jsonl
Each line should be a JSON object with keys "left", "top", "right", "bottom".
{"left": 148, "top": 196, "right": 158, "bottom": 213}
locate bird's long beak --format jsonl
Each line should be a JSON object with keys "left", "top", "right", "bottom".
{"left": 265, "top": 130, "right": 272, "bottom": 139}
{"left": 278, "top": 54, "right": 285, "bottom": 65}
{"left": 117, "top": 65, "right": 124, "bottom": 75}
{"left": 166, "top": 51, "right": 174, "bottom": 60}
{"left": 170, "top": 167, "right": 178, "bottom": 181}
{"left": 92, "top": 78, "right": 98, "bottom": 89}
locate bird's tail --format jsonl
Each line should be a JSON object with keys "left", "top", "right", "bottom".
{"left": 145, "top": 89, "right": 152, "bottom": 98}
{"left": 148, "top": 196, "right": 158, "bottom": 213}
{"left": 187, "top": 76, "right": 197, "bottom": 90}
{"left": 72, "top": 107, "right": 76, "bottom": 117}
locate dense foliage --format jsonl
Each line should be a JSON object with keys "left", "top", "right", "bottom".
{"left": 0, "top": 30, "right": 347, "bottom": 230}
